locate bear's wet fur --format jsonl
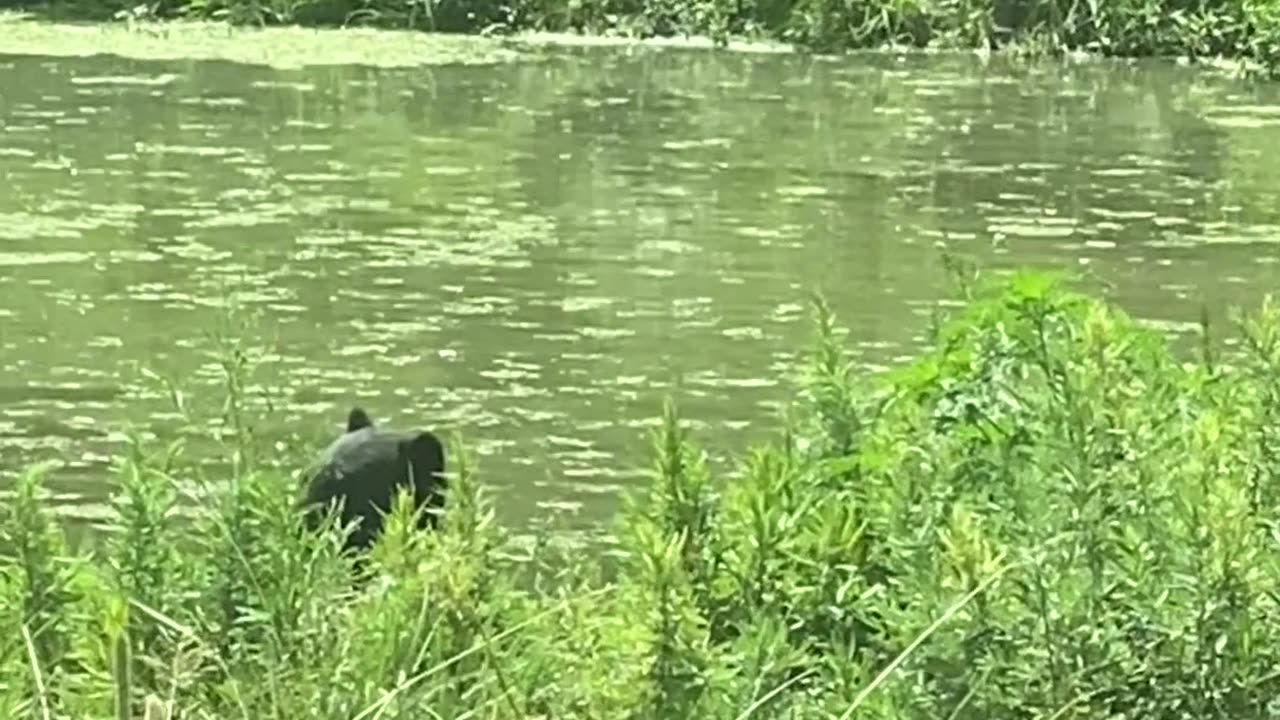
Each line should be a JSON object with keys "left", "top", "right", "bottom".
{"left": 298, "top": 406, "right": 447, "bottom": 552}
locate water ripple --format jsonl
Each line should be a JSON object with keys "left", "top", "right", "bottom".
{"left": 0, "top": 47, "right": 1278, "bottom": 533}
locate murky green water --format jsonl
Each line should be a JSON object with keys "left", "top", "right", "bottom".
{"left": 3, "top": 30, "right": 1280, "bottom": 537}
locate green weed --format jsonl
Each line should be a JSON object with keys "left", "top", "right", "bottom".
{"left": 17, "top": 0, "right": 1280, "bottom": 74}
{"left": 2, "top": 268, "right": 1280, "bottom": 717}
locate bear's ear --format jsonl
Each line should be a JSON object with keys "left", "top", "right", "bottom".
{"left": 347, "top": 407, "right": 374, "bottom": 432}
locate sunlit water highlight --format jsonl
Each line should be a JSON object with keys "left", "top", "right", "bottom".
{"left": 2, "top": 30, "right": 1280, "bottom": 541}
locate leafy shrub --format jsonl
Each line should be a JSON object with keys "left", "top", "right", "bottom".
{"left": 2, "top": 268, "right": 1280, "bottom": 718}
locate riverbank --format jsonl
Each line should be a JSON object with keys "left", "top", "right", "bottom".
{"left": 3, "top": 269, "right": 1279, "bottom": 718}
{"left": 6, "top": 0, "right": 1280, "bottom": 76}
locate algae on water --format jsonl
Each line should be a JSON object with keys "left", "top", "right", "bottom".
{"left": 0, "top": 13, "right": 529, "bottom": 68}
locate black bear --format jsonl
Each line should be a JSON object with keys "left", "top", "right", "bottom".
{"left": 298, "top": 406, "right": 448, "bottom": 552}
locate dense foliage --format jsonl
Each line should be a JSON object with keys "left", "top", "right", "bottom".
{"left": 3, "top": 269, "right": 1280, "bottom": 719}
{"left": 8, "top": 0, "right": 1280, "bottom": 74}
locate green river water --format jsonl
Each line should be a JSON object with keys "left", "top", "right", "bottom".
{"left": 2, "top": 22, "right": 1279, "bottom": 538}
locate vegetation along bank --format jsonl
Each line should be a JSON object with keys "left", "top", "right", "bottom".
{"left": 4, "top": 0, "right": 1280, "bottom": 75}
{"left": 3, "top": 270, "right": 1280, "bottom": 718}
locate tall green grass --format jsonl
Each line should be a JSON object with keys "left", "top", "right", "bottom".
{"left": 13, "top": 0, "right": 1280, "bottom": 74}
{"left": 3, "top": 267, "right": 1280, "bottom": 718}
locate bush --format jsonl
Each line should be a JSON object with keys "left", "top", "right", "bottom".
{"left": 15, "top": 0, "right": 1280, "bottom": 73}
{"left": 2, "top": 268, "right": 1279, "bottom": 718}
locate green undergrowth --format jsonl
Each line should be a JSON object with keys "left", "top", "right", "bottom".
{"left": 4, "top": 267, "right": 1280, "bottom": 718}
{"left": 10, "top": 0, "right": 1280, "bottom": 75}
